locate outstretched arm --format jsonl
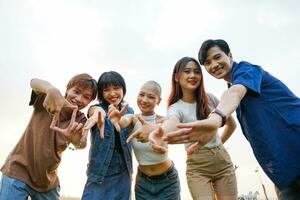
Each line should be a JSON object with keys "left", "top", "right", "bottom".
{"left": 82, "top": 106, "right": 106, "bottom": 139}
{"left": 30, "top": 78, "right": 76, "bottom": 114}
{"left": 165, "top": 84, "right": 247, "bottom": 154}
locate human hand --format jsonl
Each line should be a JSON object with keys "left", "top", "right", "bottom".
{"left": 126, "top": 115, "right": 159, "bottom": 143}
{"left": 108, "top": 103, "right": 128, "bottom": 132}
{"left": 44, "top": 87, "right": 77, "bottom": 115}
{"left": 149, "top": 127, "right": 168, "bottom": 154}
{"left": 164, "top": 118, "right": 219, "bottom": 154}
{"left": 82, "top": 110, "right": 105, "bottom": 139}
{"left": 50, "top": 107, "right": 83, "bottom": 138}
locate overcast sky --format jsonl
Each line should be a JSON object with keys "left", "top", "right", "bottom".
{"left": 1, "top": 0, "right": 299, "bottom": 199}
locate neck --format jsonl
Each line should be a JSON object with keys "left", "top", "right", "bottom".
{"left": 141, "top": 111, "right": 155, "bottom": 116}
{"left": 224, "top": 61, "right": 233, "bottom": 83}
{"left": 181, "top": 90, "right": 196, "bottom": 103}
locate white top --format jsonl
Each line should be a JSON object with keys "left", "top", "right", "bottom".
{"left": 167, "top": 93, "right": 221, "bottom": 149}
{"left": 131, "top": 114, "right": 169, "bottom": 165}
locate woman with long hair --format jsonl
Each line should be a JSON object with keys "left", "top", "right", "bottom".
{"left": 151, "top": 57, "right": 238, "bottom": 200}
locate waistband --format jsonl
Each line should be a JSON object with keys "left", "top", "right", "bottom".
{"left": 137, "top": 162, "right": 174, "bottom": 180}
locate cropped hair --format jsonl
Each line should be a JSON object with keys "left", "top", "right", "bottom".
{"left": 143, "top": 80, "right": 162, "bottom": 96}
{"left": 167, "top": 57, "right": 210, "bottom": 120}
{"left": 66, "top": 73, "right": 98, "bottom": 100}
{"left": 97, "top": 71, "right": 126, "bottom": 106}
{"left": 198, "top": 39, "right": 231, "bottom": 65}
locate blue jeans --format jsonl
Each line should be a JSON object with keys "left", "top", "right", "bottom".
{"left": 82, "top": 150, "right": 131, "bottom": 200}
{"left": 135, "top": 165, "right": 181, "bottom": 200}
{"left": 0, "top": 175, "right": 60, "bottom": 200}
{"left": 276, "top": 175, "right": 300, "bottom": 200}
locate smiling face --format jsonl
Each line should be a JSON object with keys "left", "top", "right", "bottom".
{"left": 137, "top": 83, "right": 161, "bottom": 116}
{"left": 176, "top": 61, "right": 202, "bottom": 93}
{"left": 65, "top": 86, "right": 94, "bottom": 110}
{"left": 103, "top": 84, "right": 124, "bottom": 107}
{"left": 203, "top": 46, "right": 233, "bottom": 82}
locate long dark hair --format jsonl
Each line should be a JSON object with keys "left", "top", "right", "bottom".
{"left": 167, "top": 57, "right": 209, "bottom": 119}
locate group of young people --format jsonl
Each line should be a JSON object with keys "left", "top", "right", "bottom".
{"left": 0, "top": 39, "right": 299, "bottom": 200}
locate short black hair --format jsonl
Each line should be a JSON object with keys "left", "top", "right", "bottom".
{"left": 97, "top": 71, "right": 126, "bottom": 105}
{"left": 198, "top": 39, "right": 231, "bottom": 65}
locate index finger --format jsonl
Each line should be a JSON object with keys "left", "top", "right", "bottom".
{"left": 119, "top": 103, "right": 128, "bottom": 115}
{"left": 186, "top": 142, "right": 202, "bottom": 155}
{"left": 126, "top": 131, "right": 140, "bottom": 143}
{"left": 97, "top": 111, "right": 105, "bottom": 139}
{"left": 50, "top": 112, "right": 60, "bottom": 129}
{"left": 137, "top": 115, "right": 147, "bottom": 125}
{"left": 163, "top": 128, "right": 192, "bottom": 143}
{"left": 176, "top": 122, "right": 196, "bottom": 129}
{"left": 69, "top": 107, "right": 78, "bottom": 125}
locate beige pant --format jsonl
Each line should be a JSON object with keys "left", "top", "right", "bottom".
{"left": 186, "top": 144, "right": 237, "bottom": 200}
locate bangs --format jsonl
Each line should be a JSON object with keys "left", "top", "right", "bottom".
{"left": 99, "top": 74, "right": 124, "bottom": 89}
{"left": 97, "top": 71, "right": 126, "bottom": 102}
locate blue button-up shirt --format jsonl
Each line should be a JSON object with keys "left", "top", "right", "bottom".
{"left": 231, "top": 61, "right": 300, "bottom": 189}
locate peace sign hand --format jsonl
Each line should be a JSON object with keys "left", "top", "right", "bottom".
{"left": 126, "top": 115, "right": 160, "bottom": 143}
{"left": 82, "top": 109, "right": 105, "bottom": 139}
{"left": 108, "top": 103, "right": 128, "bottom": 132}
{"left": 50, "top": 107, "right": 81, "bottom": 138}
{"left": 149, "top": 127, "right": 168, "bottom": 154}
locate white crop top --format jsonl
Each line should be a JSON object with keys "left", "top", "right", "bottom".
{"left": 131, "top": 114, "right": 169, "bottom": 165}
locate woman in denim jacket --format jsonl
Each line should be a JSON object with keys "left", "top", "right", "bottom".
{"left": 82, "top": 71, "right": 134, "bottom": 200}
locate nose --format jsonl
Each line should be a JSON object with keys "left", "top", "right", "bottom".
{"left": 211, "top": 60, "right": 219, "bottom": 70}
{"left": 74, "top": 94, "right": 83, "bottom": 104}
{"left": 141, "top": 96, "right": 148, "bottom": 103}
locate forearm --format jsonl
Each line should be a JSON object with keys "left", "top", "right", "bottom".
{"left": 30, "top": 78, "right": 57, "bottom": 94}
{"left": 220, "top": 115, "right": 237, "bottom": 144}
{"left": 216, "top": 84, "right": 247, "bottom": 118}
{"left": 161, "top": 116, "right": 180, "bottom": 135}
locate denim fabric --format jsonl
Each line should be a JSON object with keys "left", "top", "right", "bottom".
{"left": 86, "top": 105, "right": 134, "bottom": 184}
{"left": 135, "top": 165, "right": 181, "bottom": 200}
{"left": 82, "top": 151, "right": 131, "bottom": 200}
{"left": 276, "top": 175, "right": 300, "bottom": 200}
{"left": 0, "top": 175, "right": 60, "bottom": 200}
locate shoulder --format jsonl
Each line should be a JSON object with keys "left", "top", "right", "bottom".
{"left": 126, "top": 106, "right": 134, "bottom": 114}
{"left": 156, "top": 114, "right": 167, "bottom": 123}
{"left": 233, "top": 61, "right": 263, "bottom": 74}
{"left": 206, "top": 92, "right": 219, "bottom": 109}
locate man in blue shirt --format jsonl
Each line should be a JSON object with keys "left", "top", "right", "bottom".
{"left": 165, "top": 39, "right": 300, "bottom": 200}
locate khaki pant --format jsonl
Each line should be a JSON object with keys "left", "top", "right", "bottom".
{"left": 186, "top": 144, "right": 237, "bottom": 200}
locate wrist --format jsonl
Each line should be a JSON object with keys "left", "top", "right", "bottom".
{"left": 209, "top": 109, "right": 227, "bottom": 127}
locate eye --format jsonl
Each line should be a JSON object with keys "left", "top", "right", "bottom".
{"left": 184, "top": 69, "right": 190, "bottom": 74}
{"left": 214, "top": 54, "right": 221, "bottom": 60}
{"left": 139, "top": 93, "right": 144, "bottom": 97}
{"left": 194, "top": 69, "right": 201, "bottom": 74}
{"left": 73, "top": 89, "right": 79, "bottom": 94}
{"left": 204, "top": 60, "right": 211, "bottom": 66}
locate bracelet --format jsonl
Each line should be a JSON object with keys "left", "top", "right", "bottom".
{"left": 209, "top": 108, "right": 227, "bottom": 127}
